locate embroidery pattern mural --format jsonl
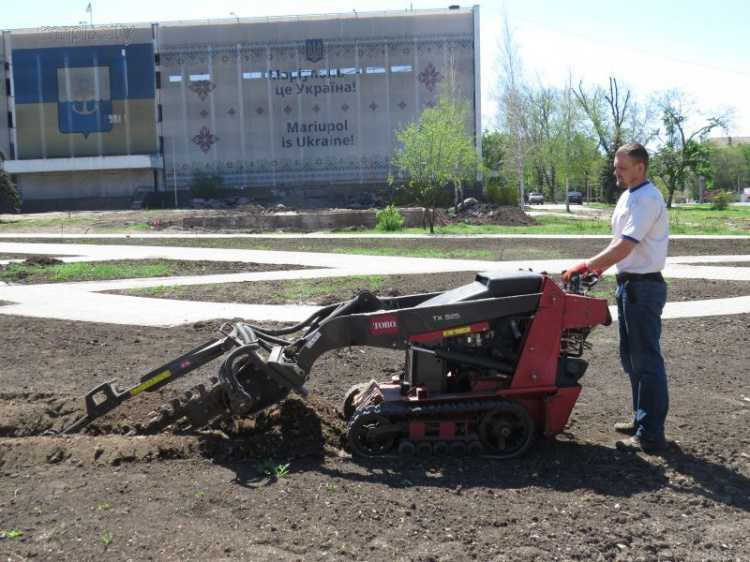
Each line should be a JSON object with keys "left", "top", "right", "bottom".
{"left": 192, "top": 126, "right": 219, "bottom": 153}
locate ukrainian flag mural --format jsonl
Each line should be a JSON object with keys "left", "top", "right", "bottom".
{"left": 12, "top": 40, "right": 157, "bottom": 159}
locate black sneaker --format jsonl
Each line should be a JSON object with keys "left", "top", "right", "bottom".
{"left": 614, "top": 421, "right": 638, "bottom": 435}
{"left": 615, "top": 435, "right": 669, "bottom": 454}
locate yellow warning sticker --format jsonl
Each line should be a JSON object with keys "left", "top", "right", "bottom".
{"left": 129, "top": 369, "right": 172, "bottom": 396}
{"left": 443, "top": 326, "right": 472, "bottom": 338}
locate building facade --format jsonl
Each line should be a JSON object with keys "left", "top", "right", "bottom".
{"left": 1, "top": 7, "right": 480, "bottom": 210}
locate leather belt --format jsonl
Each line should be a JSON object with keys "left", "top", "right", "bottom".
{"left": 616, "top": 272, "right": 664, "bottom": 284}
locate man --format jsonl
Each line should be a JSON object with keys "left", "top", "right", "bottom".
{"left": 562, "top": 142, "right": 669, "bottom": 453}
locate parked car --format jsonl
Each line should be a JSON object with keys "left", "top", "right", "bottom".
{"left": 528, "top": 192, "right": 544, "bottom": 205}
{"left": 567, "top": 191, "right": 583, "bottom": 204}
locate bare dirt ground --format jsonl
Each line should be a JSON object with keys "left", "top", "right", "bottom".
{"left": 0, "top": 230, "right": 749, "bottom": 560}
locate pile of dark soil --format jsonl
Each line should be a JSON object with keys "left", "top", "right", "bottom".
{"left": 449, "top": 203, "right": 538, "bottom": 226}
{"left": 20, "top": 255, "right": 64, "bottom": 266}
{"left": 213, "top": 397, "right": 349, "bottom": 459}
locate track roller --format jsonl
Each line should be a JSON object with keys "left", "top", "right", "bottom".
{"left": 432, "top": 441, "right": 450, "bottom": 457}
{"left": 449, "top": 441, "right": 468, "bottom": 457}
{"left": 415, "top": 441, "right": 433, "bottom": 457}
{"left": 467, "top": 441, "right": 483, "bottom": 457}
{"left": 398, "top": 440, "right": 416, "bottom": 457}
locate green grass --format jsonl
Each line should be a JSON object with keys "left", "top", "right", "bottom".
{"left": 101, "top": 530, "right": 113, "bottom": 549}
{"left": 256, "top": 458, "right": 291, "bottom": 478}
{"left": 0, "top": 261, "right": 171, "bottom": 283}
{"left": 342, "top": 214, "right": 612, "bottom": 236}
{"left": 0, "top": 216, "right": 91, "bottom": 228}
{"left": 407, "top": 215, "right": 610, "bottom": 235}
{"left": 273, "top": 275, "right": 385, "bottom": 302}
{"left": 127, "top": 222, "right": 151, "bottom": 231}
{"left": 335, "top": 203, "right": 749, "bottom": 236}
{"left": 125, "top": 284, "right": 203, "bottom": 300}
{"left": 131, "top": 284, "right": 180, "bottom": 296}
{"left": 666, "top": 204, "right": 750, "bottom": 234}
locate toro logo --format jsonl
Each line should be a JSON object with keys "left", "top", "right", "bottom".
{"left": 371, "top": 314, "right": 399, "bottom": 335}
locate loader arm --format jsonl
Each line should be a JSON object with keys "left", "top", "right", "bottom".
{"left": 291, "top": 292, "right": 542, "bottom": 373}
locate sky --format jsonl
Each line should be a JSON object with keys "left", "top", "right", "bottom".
{"left": 3, "top": 0, "right": 749, "bottom": 138}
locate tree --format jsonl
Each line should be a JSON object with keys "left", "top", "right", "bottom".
{"left": 651, "top": 90, "right": 730, "bottom": 207}
{"left": 573, "top": 77, "right": 651, "bottom": 203}
{"left": 390, "top": 96, "right": 482, "bottom": 233}
{"left": 495, "top": 13, "right": 528, "bottom": 209}
{"left": 708, "top": 143, "right": 750, "bottom": 197}
{"left": 526, "top": 83, "right": 559, "bottom": 202}
{"left": 0, "top": 150, "right": 21, "bottom": 213}
{"left": 560, "top": 72, "right": 578, "bottom": 211}
{"left": 481, "top": 130, "right": 507, "bottom": 180}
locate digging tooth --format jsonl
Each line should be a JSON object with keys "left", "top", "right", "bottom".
{"left": 135, "top": 376, "right": 231, "bottom": 435}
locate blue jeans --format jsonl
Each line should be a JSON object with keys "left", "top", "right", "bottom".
{"left": 615, "top": 278, "right": 669, "bottom": 441}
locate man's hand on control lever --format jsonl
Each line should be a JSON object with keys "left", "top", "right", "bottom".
{"left": 561, "top": 262, "right": 602, "bottom": 286}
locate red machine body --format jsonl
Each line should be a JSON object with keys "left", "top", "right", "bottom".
{"left": 342, "top": 273, "right": 611, "bottom": 458}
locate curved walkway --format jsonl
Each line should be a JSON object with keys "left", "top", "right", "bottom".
{"left": 0, "top": 239, "right": 748, "bottom": 327}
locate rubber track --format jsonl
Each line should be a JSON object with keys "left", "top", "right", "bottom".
{"left": 348, "top": 397, "right": 532, "bottom": 459}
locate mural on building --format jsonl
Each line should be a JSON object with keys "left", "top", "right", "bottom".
{"left": 157, "top": 11, "right": 476, "bottom": 188}
{"left": 11, "top": 26, "right": 157, "bottom": 159}
{"left": 0, "top": 9, "right": 478, "bottom": 203}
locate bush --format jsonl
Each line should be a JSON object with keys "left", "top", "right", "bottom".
{"left": 0, "top": 150, "right": 21, "bottom": 213}
{"left": 484, "top": 184, "right": 519, "bottom": 206}
{"left": 376, "top": 204, "right": 405, "bottom": 231}
{"left": 189, "top": 170, "right": 223, "bottom": 199}
{"left": 710, "top": 191, "right": 733, "bottom": 211}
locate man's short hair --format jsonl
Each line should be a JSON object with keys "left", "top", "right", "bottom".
{"left": 616, "top": 142, "right": 649, "bottom": 170}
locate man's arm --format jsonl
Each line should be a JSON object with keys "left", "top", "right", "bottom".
{"left": 585, "top": 237, "right": 637, "bottom": 273}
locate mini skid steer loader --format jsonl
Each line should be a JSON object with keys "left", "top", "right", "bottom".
{"left": 54, "top": 270, "right": 611, "bottom": 459}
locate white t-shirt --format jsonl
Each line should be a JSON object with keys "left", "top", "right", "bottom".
{"left": 610, "top": 180, "right": 669, "bottom": 274}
